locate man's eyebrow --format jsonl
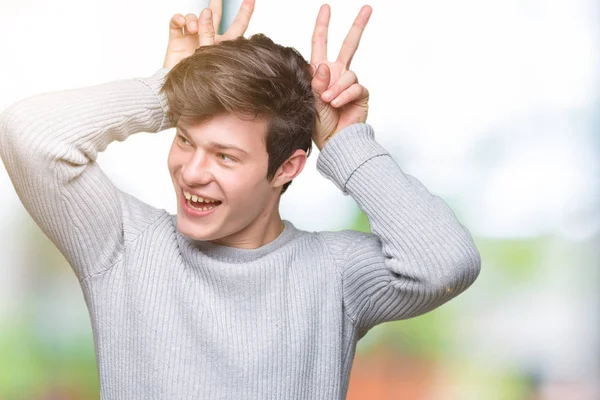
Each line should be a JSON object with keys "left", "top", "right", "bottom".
{"left": 207, "top": 141, "right": 249, "bottom": 155}
{"left": 177, "top": 125, "right": 249, "bottom": 155}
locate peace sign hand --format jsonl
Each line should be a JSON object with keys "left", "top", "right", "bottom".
{"left": 310, "top": 5, "right": 372, "bottom": 151}
{"left": 163, "top": 0, "right": 255, "bottom": 69}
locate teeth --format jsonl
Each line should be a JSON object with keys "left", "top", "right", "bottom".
{"left": 187, "top": 199, "right": 217, "bottom": 211}
{"left": 184, "top": 191, "right": 218, "bottom": 203}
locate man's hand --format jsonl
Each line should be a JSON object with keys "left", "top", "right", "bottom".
{"left": 310, "top": 5, "right": 372, "bottom": 151}
{"left": 163, "top": 0, "right": 255, "bottom": 69}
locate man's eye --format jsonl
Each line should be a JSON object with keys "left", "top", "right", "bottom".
{"left": 217, "top": 153, "right": 235, "bottom": 162}
{"left": 177, "top": 135, "right": 190, "bottom": 145}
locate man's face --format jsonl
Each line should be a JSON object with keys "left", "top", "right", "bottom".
{"left": 167, "top": 113, "right": 276, "bottom": 242}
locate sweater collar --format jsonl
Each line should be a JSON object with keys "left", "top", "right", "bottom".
{"left": 177, "top": 219, "right": 300, "bottom": 263}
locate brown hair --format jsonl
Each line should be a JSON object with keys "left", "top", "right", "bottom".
{"left": 160, "top": 33, "right": 316, "bottom": 194}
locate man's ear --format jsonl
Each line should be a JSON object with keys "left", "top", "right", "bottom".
{"left": 271, "top": 149, "right": 307, "bottom": 190}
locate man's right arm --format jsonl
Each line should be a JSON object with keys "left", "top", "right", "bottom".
{"left": 0, "top": 1, "right": 253, "bottom": 281}
{"left": 0, "top": 68, "right": 173, "bottom": 280}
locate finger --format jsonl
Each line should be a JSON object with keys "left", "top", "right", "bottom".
{"left": 222, "top": 0, "right": 255, "bottom": 40}
{"left": 321, "top": 70, "right": 358, "bottom": 102}
{"left": 208, "top": 0, "right": 223, "bottom": 34}
{"left": 330, "top": 83, "right": 369, "bottom": 108}
{"left": 184, "top": 13, "right": 199, "bottom": 35}
{"left": 310, "top": 4, "right": 330, "bottom": 65}
{"left": 198, "top": 8, "right": 216, "bottom": 46}
{"left": 311, "top": 64, "right": 331, "bottom": 101}
{"left": 336, "top": 5, "right": 372, "bottom": 68}
{"left": 169, "top": 14, "right": 186, "bottom": 40}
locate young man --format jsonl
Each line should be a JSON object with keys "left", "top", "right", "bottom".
{"left": 0, "top": 1, "right": 480, "bottom": 398}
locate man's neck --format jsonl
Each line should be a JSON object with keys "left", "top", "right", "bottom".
{"left": 212, "top": 204, "right": 285, "bottom": 250}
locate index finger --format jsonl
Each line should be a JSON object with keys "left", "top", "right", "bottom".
{"left": 310, "top": 4, "right": 331, "bottom": 65}
{"left": 199, "top": 8, "right": 216, "bottom": 46}
{"left": 221, "top": 0, "right": 255, "bottom": 40}
{"left": 208, "top": 0, "right": 223, "bottom": 34}
{"left": 336, "top": 5, "right": 372, "bottom": 68}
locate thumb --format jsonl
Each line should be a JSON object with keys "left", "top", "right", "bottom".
{"left": 311, "top": 63, "right": 331, "bottom": 98}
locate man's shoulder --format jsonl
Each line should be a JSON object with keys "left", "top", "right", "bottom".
{"left": 116, "top": 189, "right": 173, "bottom": 243}
{"left": 296, "top": 226, "right": 375, "bottom": 255}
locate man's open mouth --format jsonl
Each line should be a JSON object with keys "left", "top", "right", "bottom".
{"left": 183, "top": 191, "right": 222, "bottom": 211}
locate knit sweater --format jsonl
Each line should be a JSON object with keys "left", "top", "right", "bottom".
{"left": 0, "top": 67, "right": 481, "bottom": 399}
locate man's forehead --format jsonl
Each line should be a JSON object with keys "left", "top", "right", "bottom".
{"left": 177, "top": 116, "right": 268, "bottom": 139}
{"left": 177, "top": 113, "right": 267, "bottom": 130}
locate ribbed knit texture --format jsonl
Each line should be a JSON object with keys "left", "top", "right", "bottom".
{"left": 0, "top": 68, "right": 481, "bottom": 399}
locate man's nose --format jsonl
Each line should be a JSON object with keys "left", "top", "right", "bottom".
{"left": 181, "top": 151, "right": 213, "bottom": 186}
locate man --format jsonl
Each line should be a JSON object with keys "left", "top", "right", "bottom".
{"left": 0, "top": 0, "right": 481, "bottom": 398}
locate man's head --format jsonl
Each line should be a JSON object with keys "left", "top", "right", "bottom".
{"left": 160, "top": 34, "right": 316, "bottom": 242}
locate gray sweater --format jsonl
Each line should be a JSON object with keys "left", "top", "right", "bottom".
{"left": 0, "top": 67, "right": 481, "bottom": 399}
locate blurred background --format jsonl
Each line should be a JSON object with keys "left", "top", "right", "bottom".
{"left": 1, "top": 0, "right": 598, "bottom": 398}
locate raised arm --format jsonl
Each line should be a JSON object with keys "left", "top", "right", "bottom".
{"left": 0, "top": 1, "right": 254, "bottom": 281}
{"left": 311, "top": 5, "right": 481, "bottom": 332}
{"left": 0, "top": 68, "right": 172, "bottom": 281}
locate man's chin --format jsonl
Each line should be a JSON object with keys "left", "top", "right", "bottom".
{"left": 176, "top": 216, "right": 219, "bottom": 242}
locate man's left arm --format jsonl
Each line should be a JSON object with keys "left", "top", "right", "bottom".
{"left": 309, "top": 4, "right": 480, "bottom": 332}
{"left": 317, "top": 123, "right": 481, "bottom": 331}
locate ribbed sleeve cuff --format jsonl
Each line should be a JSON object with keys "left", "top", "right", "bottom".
{"left": 135, "top": 67, "right": 172, "bottom": 132}
{"left": 316, "top": 123, "right": 389, "bottom": 193}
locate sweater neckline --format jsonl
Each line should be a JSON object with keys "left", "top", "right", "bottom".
{"left": 178, "top": 219, "right": 300, "bottom": 263}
